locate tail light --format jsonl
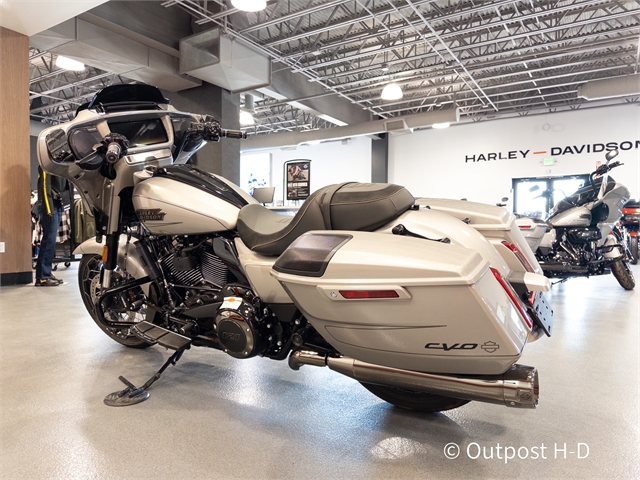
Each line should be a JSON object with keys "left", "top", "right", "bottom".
{"left": 630, "top": 231, "right": 639, "bottom": 237}
{"left": 518, "top": 224, "right": 532, "bottom": 230}
{"left": 339, "top": 290, "right": 399, "bottom": 299}
{"left": 622, "top": 207, "right": 640, "bottom": 215}
{"left": 490, "top": 267, "right": 533, "bottom": 329}
{"left": 501, "top": 241, "right": 535, "bottom": 273}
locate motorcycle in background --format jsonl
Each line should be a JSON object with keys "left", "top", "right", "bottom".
{"left": 516, "top": 150, "right": 635, "bottom": 290}
{"left": 37, "top": 83, "right": 554, "bottom": 414}
{"left": 620, "top": 199, "right": 639, "bottom": 265}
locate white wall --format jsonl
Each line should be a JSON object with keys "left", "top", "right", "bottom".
{"left": 241, "top": 136, "right": 372, "bottom": 204}
{"left": 389, "top": 104, "right": 640, "bottom": 205}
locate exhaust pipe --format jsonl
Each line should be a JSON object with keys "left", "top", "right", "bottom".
{"left": 289, "top": 351, "right": 538, "bottom": 409}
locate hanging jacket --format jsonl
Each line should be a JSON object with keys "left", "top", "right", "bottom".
{"left": 37, "top": 166, "right": 67, "bottom": 216}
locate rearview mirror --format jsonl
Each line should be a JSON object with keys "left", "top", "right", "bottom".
{"left": 605, "top": 149, "right": 619, "bottom": 162}
{"left": 529, "top": 185, "right": 540, "bottom": 193}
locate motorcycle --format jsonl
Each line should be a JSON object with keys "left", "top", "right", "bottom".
{"left": 620, "top": 199, "right": 640, "bottom": 265}
{"left": 516, "top": 151, "right": 635, "bottom": 290}
{"left": 38, "top": 84, "right": 553, "bottom": 413}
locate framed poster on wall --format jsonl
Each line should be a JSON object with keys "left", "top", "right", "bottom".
{"left": 284, "top": 160, "right": 311, "bottom": 201}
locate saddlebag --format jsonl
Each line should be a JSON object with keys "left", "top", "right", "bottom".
{"left": 417, "top": 198, "right": 543, "bottom": 274}
{"left": 271, "top": 231, "right": 530, "bottom": 375}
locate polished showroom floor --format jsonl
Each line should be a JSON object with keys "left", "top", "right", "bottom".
{"left": 1, "top": 262, "right": 638, "bottom": 479}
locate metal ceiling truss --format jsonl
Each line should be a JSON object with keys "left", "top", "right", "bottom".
{"left": 30, "top": 0, "right": 640, "bottom": 133}
{"left": 29, "top": 48, "right": 130, "bottom": 125}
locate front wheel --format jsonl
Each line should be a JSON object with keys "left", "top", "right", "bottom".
{"left": 611, "top": 259, "right": 635, "bottom": 290}
{"left": 78, "top": 254, "right": 151, "bottom": 348}
{"left": 360, "top": 383, "right": 470, "bottom": 413}
{"left": 629, "top": 236, "right": 638, "bottom": 265}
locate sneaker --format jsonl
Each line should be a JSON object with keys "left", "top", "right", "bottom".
{"left": 35, "top": 278, "right": 60, "bottom": 287}
{"left": 50, "top": 275, "right": 63, "bottom": 285}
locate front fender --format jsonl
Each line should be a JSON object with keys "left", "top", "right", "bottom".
{"left": 74, "top": 235, "right": 152, "bottom": 280}
{"left": 603, "top": 234, "right": 624, "bottom": 259}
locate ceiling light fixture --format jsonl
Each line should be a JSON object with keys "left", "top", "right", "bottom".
{"left": 381, "top": 82, "right": 403, "bottom": 101}
{"left": 239, "top": 110, "right": 255, "bottom": 126}
{"left": 381, "top": 64, "right": 389, "bottom": 71}
{"left": 231, "top": 0, "right": 266, "bottom": 12}
{"left": 240, "top": 93, "right": 256, "bottom": 125}
{"left": 55, "top": 55, "right": 85, "bottom": 71}
{"left": 432, "top": 122, "right": 450, "bottom": 129}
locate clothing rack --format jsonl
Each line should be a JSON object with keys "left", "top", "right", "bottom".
{"left": 32, "top": 185, "right": 95, "bottom": 270}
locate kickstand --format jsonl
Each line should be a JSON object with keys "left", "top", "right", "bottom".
{"left": 551, "top": 278, "right": 569, "bottom": 286}
{"left": 104, "top": 348, "right": 187, "bottom": 407}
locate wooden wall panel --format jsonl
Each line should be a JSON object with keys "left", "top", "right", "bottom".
{"left": 0, "top": 27, "right": 32, "bottom": 282}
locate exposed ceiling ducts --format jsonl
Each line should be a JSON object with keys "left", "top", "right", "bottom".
{"left": 29, "top": 17, "right": 201, "bottom": 92}
{"left": 180, "top": 28, "right": 271, "bottom": 93}
{"left": 578, "top": 74, "right": 640, "bottom": 101}
{"left": 241, "top": 107, "right": 460, "bottom": 151}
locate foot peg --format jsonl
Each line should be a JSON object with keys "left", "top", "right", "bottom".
{"left": 104, "top": 322, "right": 191, "bottom": 407}
{"left": 132, "top": 321, "right": 191, "bottom": 350}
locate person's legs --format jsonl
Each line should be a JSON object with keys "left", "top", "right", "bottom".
{"left": 35, "top": 204, "right": 61, "bottom": 283}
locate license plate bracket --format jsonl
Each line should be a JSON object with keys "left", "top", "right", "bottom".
{"left": 531, "top": 291, "right": 554, "bottom": 336}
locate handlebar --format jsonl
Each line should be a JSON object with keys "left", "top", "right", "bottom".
{"left": 593, "top": 159, "right": 623, "bottom": 178}
{"left": 222, "top": 129, "right": 247, "bottom": 140}
{"left": 190, "top": 121, "right": 247, "bottom": 141}
{"left": 105, "top": 142, "right": 122, "bottom": 163}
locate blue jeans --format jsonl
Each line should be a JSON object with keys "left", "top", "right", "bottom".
{"left": 35, "top": 202, "right": 62, "bottom": 281}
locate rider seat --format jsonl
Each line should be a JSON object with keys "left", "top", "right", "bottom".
{"left": 237, "top": 182, "right": 415, "bottom": 256}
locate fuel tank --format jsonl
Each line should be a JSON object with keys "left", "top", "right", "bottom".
{"left": 548, "top": 206, "right": 591, "bottom": 227}
{"left": 132, "top": 167, "right": 255, "bottom": 235}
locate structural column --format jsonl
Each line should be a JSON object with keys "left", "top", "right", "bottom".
{"left": 371, "top": 134, "right": 389, "bottom": 183}
{"left": 0, "top": 27, "right": 32, "bottom": 286}
{"left": 162, "top": 83, "right": 241, "bottom": 185}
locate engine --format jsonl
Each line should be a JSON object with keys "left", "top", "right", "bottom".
{"left": 155, "top": 236, "right": 277, "bottom": 359}
{"left": 214, "top": 285, "right": 268, "bottom": 358}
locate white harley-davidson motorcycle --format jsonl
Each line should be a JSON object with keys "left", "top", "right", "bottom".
{"left": 516, "top": 151, "right": 635, "bottom": 290}
{"left": 38, "top": 84, "right": 553, "bottom": 412}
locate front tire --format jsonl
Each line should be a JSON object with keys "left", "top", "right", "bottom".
{"left": 360, "top": 383, "right": 470, "bottom": 413}
{"left": 78, "top": 254, "right": 151, "bottom": 348}
{"left": 611, "top": 259, "right": 635, "bottom": 290}
{"left": 629, "top": 236, "right": 638, "bottom": 265}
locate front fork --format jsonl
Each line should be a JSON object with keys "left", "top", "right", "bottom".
{"left": 101, "top": 233, "right": 121, "bottom": 288}
{"left": 101, "top": 180, "right": 122, "bottom": 289}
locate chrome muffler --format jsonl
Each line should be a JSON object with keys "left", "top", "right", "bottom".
{"left": 289, "top": 351, "right": 538, "bottom": 409}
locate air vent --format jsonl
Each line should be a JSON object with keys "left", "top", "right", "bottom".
{"left": 384, "top": 119, "right": 409, "bottom": 132}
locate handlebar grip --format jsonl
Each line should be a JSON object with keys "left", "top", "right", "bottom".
{"left": 105, "top": 142, "right": 121, "bottom": 163}
{"left": 222, "top": 129, "right": 247, "bottom": 140}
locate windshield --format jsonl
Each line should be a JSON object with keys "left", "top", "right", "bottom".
{"left": 107, "top": 119, "right": 168, "bottom": 147}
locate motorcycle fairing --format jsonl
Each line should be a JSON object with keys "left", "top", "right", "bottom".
{"left": 272, "top": 231, "right": 530, "bottom": 375}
